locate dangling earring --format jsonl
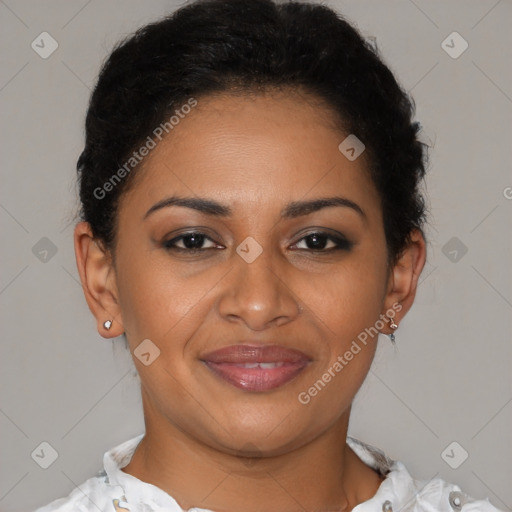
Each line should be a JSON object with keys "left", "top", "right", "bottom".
{"left": 388, "top": 319, "right": 398, "bottom": 344}
{"left": 103, "top": 320, "right": 113, "bottom": 331}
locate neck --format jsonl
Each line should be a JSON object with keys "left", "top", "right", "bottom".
{"left": 122, "top": 398, "right": 383, "bottom": 512}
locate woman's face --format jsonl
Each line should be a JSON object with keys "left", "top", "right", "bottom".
{"left": 97, "top": 91, "right": 404, "bottom": 455}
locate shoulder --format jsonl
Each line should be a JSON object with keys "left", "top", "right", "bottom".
{"left": 33, "top": 434, "right": 145, "bottom": 512}
{"left": 346, "top": 436, "right": 504, "bottom": 512}
{"left": 32, "top": 470, "right": 129, "bottom": 512}
{"left": 393, "top": 462, "right": 504, "bottom": 512}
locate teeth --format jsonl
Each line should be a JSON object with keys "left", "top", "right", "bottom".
{"left": 239, "top": 362, "right": 285, "bottom": 369}
{"left": 259, "top": 362, "right": 280, "bottom": 369}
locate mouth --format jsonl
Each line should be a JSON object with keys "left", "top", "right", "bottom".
{"left": 201, "top": 344, "right": 311, "bottom": 392}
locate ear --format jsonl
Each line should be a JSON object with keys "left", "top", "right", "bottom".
{"left": 380, "top": 228, "right": 427, "bottom": 334}
{"left": 74, "top": 221, "right": 125, "bottom": 338}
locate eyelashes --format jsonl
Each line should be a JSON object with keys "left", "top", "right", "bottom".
{"left": 163, "top": 230, "right": 353, "bottom": 254}
{"left": 163, "top": 232, "right": 219, "bottom": 252}
{"left": 292, "top": 232, "right": 352, "bottom": 251}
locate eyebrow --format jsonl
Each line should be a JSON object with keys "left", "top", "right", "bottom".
{"left": 282, "top": 197, "right": 366, "bottom": 221}
{"left": 144, "top": 196, "right": 231, "bottom": 219}
{"left": 144, "top": 195, "right": 367, "bottom": 222}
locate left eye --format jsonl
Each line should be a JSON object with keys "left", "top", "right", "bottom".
{"left": 164, "top": 232, "right": 219, "bottom": 251}
{"left": 292, "top": 232, "right": 352, "bottom": 251}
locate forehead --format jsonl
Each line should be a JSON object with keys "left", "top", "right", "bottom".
{"left": 120, "top": 91, "right": 381, "bottom": 218}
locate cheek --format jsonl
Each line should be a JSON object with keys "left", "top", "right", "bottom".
{"left": 115, "top": 250, "right": 226, "bottom": 346}
{"left": 293, "top": 269, "right": 383, "bottom": 419}
{"left": 304, "top": 256, "right": 387, "bottom": 330}
{"left": 299, "top": 254, "right": 387, "bottom": 382}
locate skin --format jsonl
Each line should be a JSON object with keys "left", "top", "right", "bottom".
{"left": 74, "top": 89, "right": 426, "bottom": 512}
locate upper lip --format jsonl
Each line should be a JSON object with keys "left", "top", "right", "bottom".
{"left": 201, "top": 344, "right": 311, "bottom": 364}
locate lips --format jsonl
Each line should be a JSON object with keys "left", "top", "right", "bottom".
{"left": 201, "top": 344, "right": 311, "bottom": 392}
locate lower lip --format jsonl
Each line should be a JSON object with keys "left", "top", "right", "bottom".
{"left": 203, "top": 361, "right": 308, "bottom": 391}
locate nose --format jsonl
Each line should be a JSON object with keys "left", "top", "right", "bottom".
{"left": 217, "top": 245, "right": 301, "bottom": 331}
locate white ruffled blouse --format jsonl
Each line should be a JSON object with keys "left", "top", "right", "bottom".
{"left": 34, "top": 434, "right": 503, "bottom": 512}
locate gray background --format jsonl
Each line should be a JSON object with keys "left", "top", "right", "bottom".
{"left": 0, "top": 0, "right": 511, "bottom": 511}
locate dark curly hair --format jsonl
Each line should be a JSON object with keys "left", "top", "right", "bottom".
{"left": 77, "top": 0, "right": 429, "bottom": 268}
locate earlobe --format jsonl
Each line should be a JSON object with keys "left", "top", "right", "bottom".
{"left": 381, "top": 229, "right": 427, "bottom": 334}
{"left": 73, "top": 222, "right": 125, "bottom": 338}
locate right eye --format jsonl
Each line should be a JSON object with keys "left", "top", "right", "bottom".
{"left": 163, "top": 232, "right": 220, "bottom": 252}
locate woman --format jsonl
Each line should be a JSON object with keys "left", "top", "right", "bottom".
{"left": 35, "top": 0, "right": 502, "bottom": 510}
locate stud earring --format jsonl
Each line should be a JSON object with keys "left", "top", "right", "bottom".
{"left": 103, "top": 320, "right": 113, "bottom": 330}
{"left": 390, "top": 319, "right": 398, "bottom": 330}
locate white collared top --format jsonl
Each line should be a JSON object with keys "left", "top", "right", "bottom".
{"left": 34, "top": 434, "right": 503, "bottom": 512}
